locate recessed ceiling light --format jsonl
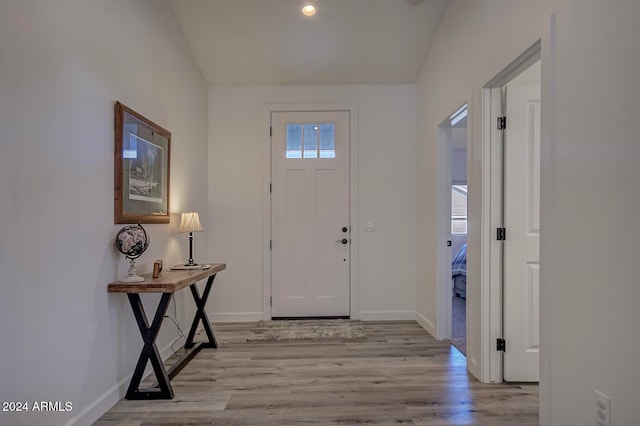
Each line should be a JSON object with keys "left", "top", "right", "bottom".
{"left": 302, "top": 4, "right": 317, "bottom": 17}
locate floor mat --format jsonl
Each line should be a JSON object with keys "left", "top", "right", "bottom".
{"left": 247, "top": 319, "right": 367, "bottom": 342}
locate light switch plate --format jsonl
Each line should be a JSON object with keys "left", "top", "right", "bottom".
{"left": 595, "top": 390, "right": 611, "bottom": 426}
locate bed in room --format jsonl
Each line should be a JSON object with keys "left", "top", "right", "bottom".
{"left": 452, "top": 243, "right": 467, "bottom": 298}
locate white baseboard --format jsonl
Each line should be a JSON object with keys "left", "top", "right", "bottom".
{"left": 356, "top": 310, "right": 415, "bottom": 321}
{"left": 415, "top": 311, "right": 438, "bottom": 338}
{"left": 468, "top": 356, "right": 479, "bottom": 369}
{"left": 65, "top": 337, "right": 181, "bottom": 426}
{"left": 212, "top": 311, "right": 417, "bottom": 322}
{"left": 210, "top": 312, "right": 264, "bottom": 322}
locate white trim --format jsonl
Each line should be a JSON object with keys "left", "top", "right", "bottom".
{"left": 415, "top": 311, "right": 437, "bottom": 337}
{"left": 348, "top": 107, "right": 359, "bottom": 320}
{"left": 64, "top": 337, "right": 181, "bottom": 426}
{"left": 468, "top": 354, "right": 480, "bottom": 370}
{"left": 436, "top": 103, "right": 469, "bottom": 348}
{"left": 436, "top": 119, "right": 454, "bottom": 341}
{"left": 262, "top": 107, "right": 272, "bottom": 320}
{"left": 358, "top": 310, "right": 416, "bottom": 321}
{"left": 477, "top": 86, "right": 494, "bottom": 383}
{"left": 210, "top": 312, "right": 265, "bottom": 322}
{"left": 480, "top": 41, "right": 542, "bottom": 384}
{"left": 64, "top": 375, "right": 130, "bottom": 426}
{"left": 538, "top": 14, "right": 555, "bottom": 425}
{"left": 262, "top": 103, "right": 359, "bottom": 320}
{"left": 484, "top": 43, "right": 542, "bottom": 89}
{"left": 484, "top": 86, "right": 505, "bottom": 383}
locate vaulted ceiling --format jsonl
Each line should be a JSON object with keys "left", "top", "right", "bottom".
{"left": 169, "top": 0, "right": 449, "bottom": 85}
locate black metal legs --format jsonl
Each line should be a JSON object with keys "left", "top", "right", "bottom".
{"left": 124, "top": 274, "right": 219, "bottom": 400}
{"left": 126, "top": 293, "right": 174, "bottom": 400}
{"left": 185, "top": 274, "right": 218, "bottom": 349}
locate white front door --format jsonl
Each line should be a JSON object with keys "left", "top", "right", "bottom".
{"left": 503, "top": 65, "right": 541, "bottom": 381}
{"left": 271, "top": 111, "right": 350, "bottom": 317}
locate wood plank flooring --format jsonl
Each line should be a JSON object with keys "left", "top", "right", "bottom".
{"left": 95, "top": 321, "right": 538, "bottom": 425}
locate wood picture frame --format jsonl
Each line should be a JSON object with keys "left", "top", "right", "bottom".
{"left": 114, "top": 102, "right": 171, "bottom": 224}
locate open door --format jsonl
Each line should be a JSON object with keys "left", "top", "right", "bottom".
{"left": 502, "top": 61, "right": 541, "bottom": 382}
{"left": 437, "top": 104, "right": 468, "bottom": 354}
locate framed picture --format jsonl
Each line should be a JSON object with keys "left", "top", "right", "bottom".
{"left": 114, "top": 102, "right": 171, "bottom": 224}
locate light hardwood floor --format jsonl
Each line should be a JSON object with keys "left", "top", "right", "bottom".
{"left": 96, "top": 321, "right": 538, "bottom": 425}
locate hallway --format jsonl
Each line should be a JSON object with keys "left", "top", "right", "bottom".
{"left": 97, "top": 321, "right": 538, "bottom": 425}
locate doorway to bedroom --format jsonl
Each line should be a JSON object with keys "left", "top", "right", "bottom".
{"left": 437, "top": 104, "right": 468, "bottom": 356}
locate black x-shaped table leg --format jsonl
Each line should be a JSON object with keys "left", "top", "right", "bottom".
{"left": 124, "top": 274, "right": 219, "bottom": 400}
{"left": 185, "top": 274, "right": 218, "bottom": 349}
{"left": 126, "top": 292, "right": 174, "bottom": 400}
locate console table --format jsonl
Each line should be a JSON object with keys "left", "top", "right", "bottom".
{"left": 108, "top": 263, "right": 226, "bottom": 400}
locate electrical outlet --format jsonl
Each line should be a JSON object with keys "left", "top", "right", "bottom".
{"left": 595, "top": 390, "right": 611, "bottom": 426}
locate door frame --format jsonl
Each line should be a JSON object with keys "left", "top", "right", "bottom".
{"left": 480, "top": 41, "right": 541, "bottom": 383}
{"left": 436, "top": 104, "right": 468, "bottom": 341}
{"left": 436, "top": 118, "right": 453, "bottom": 341}
{"left": 262, "top": 103, "right": 359, "bottom": 320}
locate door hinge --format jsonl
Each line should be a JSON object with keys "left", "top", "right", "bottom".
{"left": 270, "top": 183, "right": 272, "bottom": 193}
{"left": 270, "top": 240, "right": 272, "bottom": 250}
{"left": 270, "top": 296, "right": 272, "bottom": 307}
{"left": 447, "top": 240, "right": 452, "bottom": 247}
{"left": 497, "top": 227, "right": 506, "bottom": 241}
{"left": 497, "top": 116, "right": 506, "bottom": 130}
{"left": 497, "top": 338, "right": 506, "bottom": 352}
{"left": 270, "top": 126, "right": 272, "bottom": 137}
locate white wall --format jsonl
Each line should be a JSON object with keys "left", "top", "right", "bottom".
{"left": 208, "top": 85, "right": 417, "bottom": 321}
{"left": 451, "top": 149, "right": 466, "bottom": 184}
{"left": 415, "top": 0, "right": 558, "bottom": 373}
{"left": 544, "top": 2, "right": 640, "bottom": 424}
{"left": 0, "top": 1, "right": 209, "bottom": 424}
{"left": 0, "top": 2, "right": 16, "bottom": 420}
{"left": 417, "top": 0, "right": 640, "bottom": 424}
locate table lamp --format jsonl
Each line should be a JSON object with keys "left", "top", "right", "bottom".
{"left": 179, "top": 212, "right": 204, "bottom": 266}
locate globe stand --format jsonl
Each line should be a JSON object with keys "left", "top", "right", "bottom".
{"left": 115, "top": 224, "right": 149, "bottom": 283}
{"left": 121, "top": 258, "right": 145, "bottom": 283}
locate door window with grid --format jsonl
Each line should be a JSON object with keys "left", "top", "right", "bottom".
{"left": 286, "top": 123, "right": 335, "bottom": 159}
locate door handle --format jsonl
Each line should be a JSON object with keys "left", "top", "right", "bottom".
{"left": 336, "top": 238, "right": 349, "bottom": 245}
{"left": 341, "top": 227, "right": 348, "bottom": 233}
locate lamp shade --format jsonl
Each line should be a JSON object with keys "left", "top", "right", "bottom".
{"left": 178, "top": 212, "right": 204, "bottom": 233}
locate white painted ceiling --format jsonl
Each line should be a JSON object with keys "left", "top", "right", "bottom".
{"left": 169, "top": 0, "right": 450, "bottom": 85}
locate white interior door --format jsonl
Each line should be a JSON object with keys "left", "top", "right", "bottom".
{"left": 503, "top": 69, "right": 541, "bottom": 381}
{"left": 271, "top": 111, "right": 350, "bottom": 317}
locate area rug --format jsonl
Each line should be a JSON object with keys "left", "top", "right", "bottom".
{"left": 247, "top": 319, "right": 367, "bottom": 342}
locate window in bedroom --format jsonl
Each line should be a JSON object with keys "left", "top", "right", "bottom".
{"left": 452, "top": 184, "right": 467, "bottom": 234}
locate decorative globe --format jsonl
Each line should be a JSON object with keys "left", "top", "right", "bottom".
{"left": 115, "top": 224, "right": 149, "bottom": 260}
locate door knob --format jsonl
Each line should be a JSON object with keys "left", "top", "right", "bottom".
{"left": 341, "top": 227, "right": 348, "bottom": 233}
{"left": 336, "top": 238, "right": 348, "bottom": 244}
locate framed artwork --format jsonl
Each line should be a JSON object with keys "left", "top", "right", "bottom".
{"left": 114, "top": 102, "right": 171, "bottom": 224}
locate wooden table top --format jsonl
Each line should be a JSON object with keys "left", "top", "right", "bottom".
{"left": 108, "top": 263, "right": 226, "bottom": 293}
